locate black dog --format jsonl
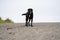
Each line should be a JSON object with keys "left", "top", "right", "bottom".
{"left": 22, "top": 8, "right": 33, "bottom": 27}
{"left": 28, "top": 9, "right": 33, "bottom": 26}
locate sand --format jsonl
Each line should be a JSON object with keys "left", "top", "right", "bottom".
{"left": 0, "top": 23, "right": 60, "bottom": 40}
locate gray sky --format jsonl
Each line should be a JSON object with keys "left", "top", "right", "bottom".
{"left": 0, "top": 0, "right": 60, "bottom": 23}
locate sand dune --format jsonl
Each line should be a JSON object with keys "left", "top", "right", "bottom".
{"left": 0, "top": 23, "right": 60, "bottom": 40}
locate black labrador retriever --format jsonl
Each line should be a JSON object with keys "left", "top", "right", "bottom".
{"left": 22, "top": 8, "right": 33, "bottom": 27}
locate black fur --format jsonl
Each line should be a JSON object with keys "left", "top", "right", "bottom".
{"left": 22, "top": 8, "right": 33, "bottom": 27}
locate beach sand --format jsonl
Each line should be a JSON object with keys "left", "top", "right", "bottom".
{"left": 0, "top": 23, "right": 60, "bottom": 40}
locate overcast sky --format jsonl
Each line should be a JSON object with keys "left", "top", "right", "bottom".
{"left": 0, "top": 0, "right": 60, "bottom": 23}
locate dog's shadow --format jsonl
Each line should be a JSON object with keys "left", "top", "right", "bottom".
{"left": 20, "top": 24, "right": 33, "bottom": 27}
